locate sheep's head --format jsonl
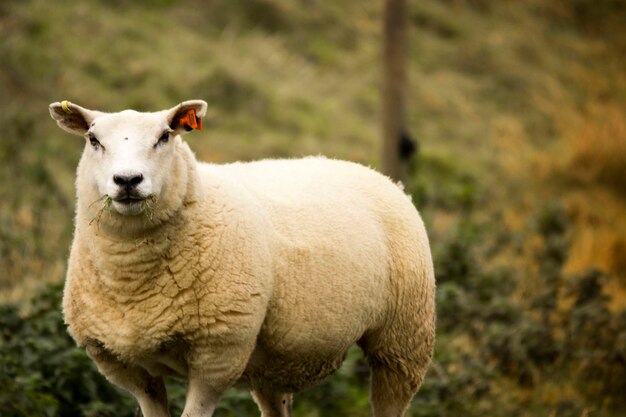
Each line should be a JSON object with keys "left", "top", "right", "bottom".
{"left": 49, "top": 100, "right": 207, "bottom": 221}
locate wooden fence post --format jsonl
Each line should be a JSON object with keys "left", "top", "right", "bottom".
{"left": 381, "top": 0, "right": 415, "bottom": 183}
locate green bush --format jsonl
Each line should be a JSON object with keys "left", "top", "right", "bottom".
{"left": 565, "top": 269, "right": 626, "bottom": 408}
{"left": 429, "top": 202, "right": 626, "bottom": 416}
{"left": 0, "top": 284, "right": 136, "bottom": 417}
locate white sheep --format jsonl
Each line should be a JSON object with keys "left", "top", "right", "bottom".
{"left": 48, "top": 99, "right": 436, "bottom": 417}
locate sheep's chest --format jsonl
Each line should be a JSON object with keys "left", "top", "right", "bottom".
{"left": 69, "top": 234, "right": 215, "bottom": 358}
{"left": 71, "top": 270, "right": 198, "bottom": 362}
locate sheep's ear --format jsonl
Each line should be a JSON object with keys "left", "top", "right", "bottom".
{"left": 167, "top": 100, "right": 208, "bottom": 134}
{"left": 49, "top": 101, "right": 102, "bottom": 136}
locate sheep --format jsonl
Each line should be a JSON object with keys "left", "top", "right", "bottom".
{"left": 48, "top": 99, "right": 436, "bottom": 417}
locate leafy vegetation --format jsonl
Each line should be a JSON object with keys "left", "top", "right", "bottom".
{"left": 1, "top": 0, "right": 625, "bottom": 415}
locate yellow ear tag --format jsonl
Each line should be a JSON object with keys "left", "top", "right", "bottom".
{"left": 61, "top": 100, "right": 73, "bottom": 114}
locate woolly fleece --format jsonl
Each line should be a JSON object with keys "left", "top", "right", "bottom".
{"left": 49, "top": 100, "right": 436, "bottom": 417}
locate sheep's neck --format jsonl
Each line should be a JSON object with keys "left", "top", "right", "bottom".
{"left": 78, "top": 146, "right": 207, "bottom": 296}
{"left": 87, "top": 223, "right": 179, "bottom": 294}
{"left": 83, "top": 201, "right": 225, "bottom": 308}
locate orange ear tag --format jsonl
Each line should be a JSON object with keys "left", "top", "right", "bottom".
{"left": 179, "top": 109, "right": 202, "bottom": 131}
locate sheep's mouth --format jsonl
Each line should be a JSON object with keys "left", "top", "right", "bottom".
{"left": 108, "top": 193, "right": 156, "bottom": 217}
{"left": 112, "top": 191, "right": 147, "bottom": 205}
{"left": 113, "top": 196, "right": 146, "bottom": 205}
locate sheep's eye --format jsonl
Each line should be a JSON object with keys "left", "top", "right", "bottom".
{"left": 88, "top": 134, "right": 101, "bottom": 150}
{"left": 156, "top": 131, "right": 170, "bottom": 147}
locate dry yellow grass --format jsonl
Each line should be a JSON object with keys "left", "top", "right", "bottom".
{"left": 546, "top": 101, "right": 626, "bottom": 307}
{"left": 564, "top": 188, "right": 626, "bottom": 306}
{"left": 565, "top": 103, "right": 626, "bottom": 193}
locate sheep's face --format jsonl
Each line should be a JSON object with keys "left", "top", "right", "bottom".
{"left": 49, "top": 100, "right": 207, "bottom": 217}
{"left": 79, "top": 110, "right": 179, "bottom": 216}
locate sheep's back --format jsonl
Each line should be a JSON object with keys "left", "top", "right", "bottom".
{"left": 199, "top": 157, "right": 428, "bottom": 359}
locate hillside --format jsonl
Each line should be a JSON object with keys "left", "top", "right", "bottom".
{"left": 1, "top": 0, "right": 625, "bottom": 416}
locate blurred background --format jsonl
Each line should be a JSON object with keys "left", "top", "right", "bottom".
{"left": 1, "top": 0, "right": 625, "bottom": 416}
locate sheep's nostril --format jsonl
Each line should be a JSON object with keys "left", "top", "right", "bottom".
{"left": 113, "top": 174, "right": 144, "bottom": 187}
{"left": 113, "top": 175, "right": 125, "bottom": 186}
{"left": 129, "top": 174, "right": 143, "bottom": 186}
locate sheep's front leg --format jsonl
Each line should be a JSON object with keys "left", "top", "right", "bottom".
{"left": 180, "top": 374, "right": 223, "bottom": 417}
{"left": 86, "top": 344, "right": 170, "bottom": 417}
{"left": 180, "top": 344, "right": 250, "bottom": 417}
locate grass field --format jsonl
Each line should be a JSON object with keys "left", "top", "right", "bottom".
{"left": 1, "top": 0, "right": 625, "bottom": 416}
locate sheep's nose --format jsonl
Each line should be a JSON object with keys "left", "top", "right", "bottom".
{"left": 113, "top": 173, "right": 143, "bottom": 187}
